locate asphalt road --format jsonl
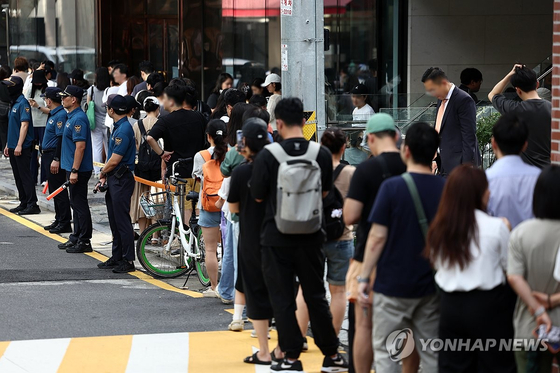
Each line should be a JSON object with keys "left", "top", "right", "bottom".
{"left": 0, "top": 213, "right": 233, "bottom": 341}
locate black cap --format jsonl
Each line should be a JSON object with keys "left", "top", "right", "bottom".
{"left": 206, "top": 119, "right": 227, "bottom": 138}
{"left": 32, "top": 70, "right": 48, "bottom": 85}
{"left": 40, "top": 87, "right": 62, "bottom": 99}
{"left": 58, "top": 85, "right": 84, "bottom": 101}
{"left": 124, "top": 95, "right": 141, "bottom": 111}
{"left": 2, "top": 76, "right": 24, "bottom": 98}
{"left": 107, "top": 95, "right": 129, "bottom": 115}
{"left": 242, "top": 117, "right": 268, "bottom": 140}
{"left": 350, "top": 84, "right": 369, "bottom": 96}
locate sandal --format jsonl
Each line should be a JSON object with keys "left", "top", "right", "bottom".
{"left": 243, "top": 351, "right": 271, "bottom": 365}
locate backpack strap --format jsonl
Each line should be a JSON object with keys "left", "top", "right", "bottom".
{"left": 266, "top": 142, "right": 289, "bottom": 164}
{"left": 137, "top": 119, "right": 147, "bottom": 136}
{"left": 402, "top": 173, "right": 429, "bottom": 240}
{"left": 377, "top": 155, "right": 391, "bottom": 179}
{"left": 200, "top": 149, "right": 212, "bottom": 162}
{"left": 333, "top": 163, "right": 347, "bottom": 182}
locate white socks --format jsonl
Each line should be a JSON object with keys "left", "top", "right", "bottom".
{"left": 232, "top": 304, "right": 244, "bottom": 321}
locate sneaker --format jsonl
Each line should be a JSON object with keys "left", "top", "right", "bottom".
{"left": 302, "top": 338, "right": 308, "bottom": 352}
{"left": 202, "top": 288, "right": 218, "bottom": 298}
{"left": 58, "top": 240, "right": 75, "bottom": 250}
{"left": 251, "top": 328, "right": 271, "bottom": 339}
{"left": 216, "top": 291, "right": 233, "bottom": 305}
{"left": 44, "top": 221, "right": 58, "bottom": 230}
{"left": 49, "top": 224, "right": 72, "bottom": 234}
{"left": 271, "top": 358, "right": 304, "bottom": 372}
{"left": 97, "top": 257, "right": 120, "bottom": 269}
{"left": 66, "top": 241, "right": 93, "bottom": 253}
{"left": 9, "top": 204, "right": 25, "bottom": 213}
{"left": 112, "top": 261, "right": 136, "bottom": 273}
{"left": 17, "top": 205, "right": 41, "bottom": 215}
{"left": 228, "top": 319, "right": 244, "bottom": 331}
{"left": 321, "top": 353, "right": 349, "bottom": 373}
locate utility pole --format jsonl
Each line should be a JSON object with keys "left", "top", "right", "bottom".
{"left": 280, "top": 0, "right": 325, "bottom": 139}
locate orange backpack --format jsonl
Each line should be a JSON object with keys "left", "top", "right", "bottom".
{"left": 200, "top": 150, "right": 224, "bottom": 212}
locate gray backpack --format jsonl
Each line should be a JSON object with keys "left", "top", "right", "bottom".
{"left": 266, "top": 141, "right": 323, "bottom": 235}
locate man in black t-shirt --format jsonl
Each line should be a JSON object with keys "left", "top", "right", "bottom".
{"left": 251, "top": 98, "right": 348, "bottom": 373}
{"left": 343, "top": 113, "right": 406, "bottom": 373}
{"left": 147, "top": 84, "right": 206, "bottom": 222}
{"left": 488, "top": 64, "right": 551, "bottom": 169}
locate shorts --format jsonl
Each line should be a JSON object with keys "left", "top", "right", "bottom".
{"left": 182, "top": 178, "right": 200, "bottom": 209}
{"left": 323, "top": 239, "right": 354, "bottom": 286}
{"left": 198, "top": 208, "right": 221, "bottom": 228}
{"left": 345, "top": 259, "right": 375, "bottom": 302}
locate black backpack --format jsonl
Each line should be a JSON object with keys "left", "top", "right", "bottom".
{"left": 323, "top": 164, "right": 347, "bottom": 241}
{"left": 135, "top": 120, "right": 161, "bottom": 182}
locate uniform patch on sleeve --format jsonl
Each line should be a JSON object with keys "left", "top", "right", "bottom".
{"left": 57, "top": 121, "right": 63, "bottom": 129}
{"left": 115, "top": 137, "right": 122, "bottom": 146}
{"left": 74, "top": 124, "right": 81, "bottom": 133}
{"left": 25, "top": 107, "right": 30, "bottom": 113}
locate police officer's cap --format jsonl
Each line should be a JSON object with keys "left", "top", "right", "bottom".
{"left": 108, "top": 95, "right": 129, "bottom": 115}
{"left": 58, "top": 85, "right": 84, "bottom": 101}
{"left": 41, "top": 87, "right": 63, "bottom": 100}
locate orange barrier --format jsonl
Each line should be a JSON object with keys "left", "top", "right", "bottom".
{"left": 133, "top": 176, "right": 175, "bottom": 192}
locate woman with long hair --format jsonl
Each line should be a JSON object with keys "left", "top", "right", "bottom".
{"left": 207, "top": 73, "right": 233, "bottom": 110}
{"left": 192, "top": 119, "right": 228, "bottom": 297}
{"left": 508, "top": 166, "right": 560, "bottom": 372}
{"left": 425, "top": 165, "right": 515, "bottom": 372}
{"left": 87, "top": 67, "right": 111, "bottom": 174}
{"left": 56, "top": 72, "right": 70, "bottom": 90}
{"left": 25, "top": 69, "right": 49, "bottom": 184}
{"left": 0, "top": 65, "right": 12, "bottom": 151}
{"left": 251, "top": 78, "right": 269, "bottom": 97}
{"left": 209, "top": 88, "right": 230, "bottom": 120}
{"left": 127, "top": 75, "right": 142, "bottom": 96}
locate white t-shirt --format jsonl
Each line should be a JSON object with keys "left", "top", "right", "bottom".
{"left": 434, "top": 210, "right": 510, "bottom": 292}
{"left": 352, "top": 104, "right": 375, "bottom": 122}
{"left": 117, "top": 81, "right": 128, "bottom": 96}
{"left": 102, "top": 86, "right": 121, "bottom": 131}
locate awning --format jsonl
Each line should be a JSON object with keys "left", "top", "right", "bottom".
{"left": 222, "top": 0, "right": 353, "bottom": 17}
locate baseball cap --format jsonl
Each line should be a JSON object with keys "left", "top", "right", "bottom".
{"left": 107, "top": 95, "right": 129, "bottom": 115}
{"left": 350, "top": 84, "right": 369, "bottom": 96}
{"left": 206, "top": 119, "right": 227, "bottom": 138}
{"left": 366, "top": 113, "right": 397, "bottom": 134}
{"left": 261, "top": 73, "right": 281, "bottom": 87}
{"left": 242, "top": 118, "right": 268, "bottom": 140}
{"left": 124, "top": 95, "right": 141, "bottom": 111}
{"left": 2, "top": 76, "right": 23, "bottom": 98}
{"left": 40, "top": 87, "right": 62, "bottom": 99}
{"left": 58, "top": 85, "right": 84, "bottom": 101}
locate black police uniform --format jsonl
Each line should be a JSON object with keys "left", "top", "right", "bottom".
{"left": 103, "top": 115, "right": 137, "bottom": 268}
{"left": 41, "top": 89, "right": 71, "bottom": 231}
{"left": 59, "top": 86, "right": 94, "bottom": 251}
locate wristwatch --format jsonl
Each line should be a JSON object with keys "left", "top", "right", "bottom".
{"left": 100, "top": 170, "right": 107, "bottom": 178}
{"left": 53, "top": 157, "right": 59, "bottom": 162}
{"left": 71, "top": 168, "right": 78, "bottom": 174}
{"left": 357, "top": 276, "right": 370, "bottom": 284}
{"left": 534, "top": 306, "right": 546, "bottom": 318}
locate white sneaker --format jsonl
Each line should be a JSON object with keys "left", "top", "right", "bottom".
{"left": 202, "top": 288, "right": 218, "bottom": 298}
{"left": 229, "top": 319, "right": 244, "bottom": 331}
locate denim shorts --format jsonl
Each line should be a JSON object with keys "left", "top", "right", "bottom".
{"left": 323, "top": 239, "right": 354, "bottom": 286}
{"left": 198, "top": 208, "right": 222, "bottom": 228}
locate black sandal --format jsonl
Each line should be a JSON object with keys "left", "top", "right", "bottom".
{"left": 243, "top": 351, "right": 272, "bottom": 365}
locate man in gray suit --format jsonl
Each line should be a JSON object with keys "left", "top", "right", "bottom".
{"left": 422, "top": 67, "right": 480, "bottom": 176}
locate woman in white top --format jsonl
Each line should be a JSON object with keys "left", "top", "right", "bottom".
{"left": 192, "top": 119, "right": 228, "bottom": 298}
{"left": 351, "top": 83, "right": 374, "bottom": 123}
{"left": 425, "top": 165, "right": 515, "bottom": 373}
{"left": 87, "top": 67, "right": 111, "bottom": 174}
{"left": 25, "top": 69, "right": 50, "bottom": 184}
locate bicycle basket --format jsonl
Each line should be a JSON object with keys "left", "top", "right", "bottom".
{"left": 140, "top": 191, "right": 168, "bottom": 220}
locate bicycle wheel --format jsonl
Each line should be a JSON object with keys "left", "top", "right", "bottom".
{"left": 136, "top": 222, "right": 190, "bottom": 278}
{"left": 195, "top": 228, "right": 211, "bottom": 287}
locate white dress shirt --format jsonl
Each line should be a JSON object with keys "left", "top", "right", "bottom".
{"left": 434, "top": 210, "right": 510, "bottom": 292}
{"left": 117, "top": 80, "right": 128, "bottom": 96}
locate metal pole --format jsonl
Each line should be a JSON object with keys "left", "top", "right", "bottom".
{"left": 392, "top": 0, "right": 399, "bottom": 110}
{"left": 281, "top": 0, "right": 325, "bottom": 138}
{"left": 2, "top": 5, "right": 9, "bottom": 66}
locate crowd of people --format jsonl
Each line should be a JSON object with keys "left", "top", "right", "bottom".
{"left": 0, "top": 54, "right": 559, "bottom": 373}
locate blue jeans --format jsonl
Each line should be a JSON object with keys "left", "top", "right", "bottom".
{"left": 217, "top": 219, "right": 239, "bottom": 301}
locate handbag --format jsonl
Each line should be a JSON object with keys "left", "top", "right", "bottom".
{"left": 86, "top": 87, "right": 96, "bottom": 130}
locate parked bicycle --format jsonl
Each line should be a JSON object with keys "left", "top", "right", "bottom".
{"left": 136, "top": 158, "right": 214, "bottom": 286}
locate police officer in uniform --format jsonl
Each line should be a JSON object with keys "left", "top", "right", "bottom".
{"left": 2, "top": 76, "right": 40, "bottom": 215}
{"left": 41, "top": 87, "right": 72, "bottom": 233}
{"left": 57, "top": 85, "right": 94, "bottom": 253}
{"left": 96, "top": 95, "right": 137, "bottom": 273}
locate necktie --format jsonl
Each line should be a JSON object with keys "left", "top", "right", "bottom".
{"left": 435, "top": 99, "right": 448, "bottom": 133}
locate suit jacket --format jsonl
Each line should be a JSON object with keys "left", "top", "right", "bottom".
{"left": 436, "top": 87, "right": 481, "bottom": 176}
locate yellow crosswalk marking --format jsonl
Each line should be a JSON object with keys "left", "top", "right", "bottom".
{"left": 57, "top": 335, "right": 133, "bottom": 373}
{"left": 0, "top": 342, "right": 9, "bottom": 359}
